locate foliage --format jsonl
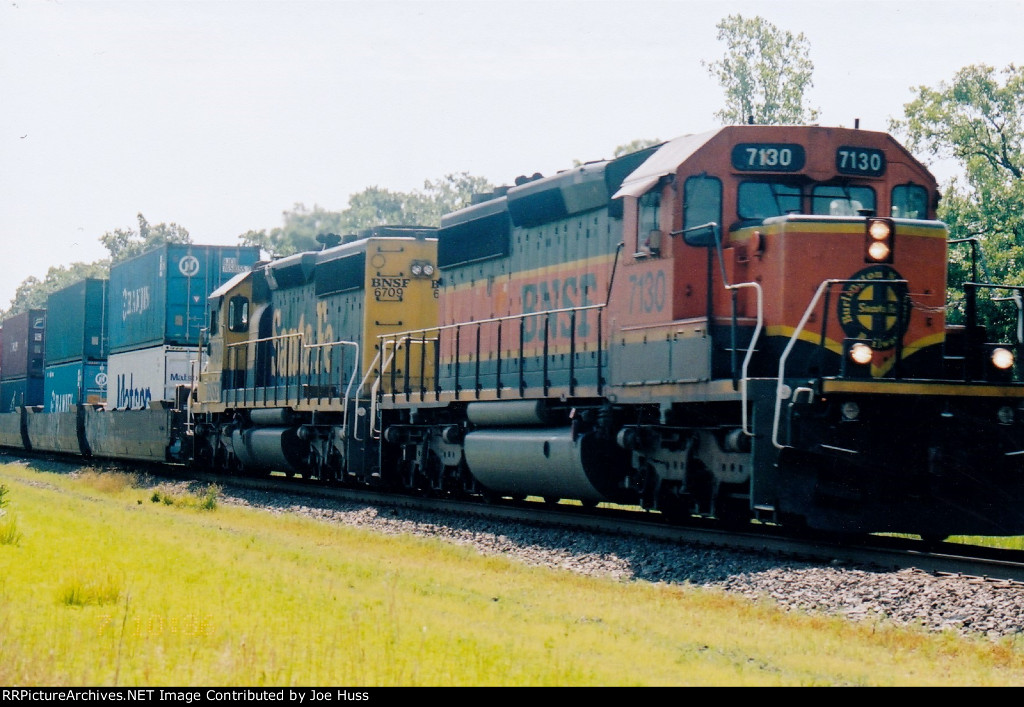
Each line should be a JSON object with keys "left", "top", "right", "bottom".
{"left": 149, "top": 484, "right": 220, "bottom": 511}
{"left": 3, "top": 212, "right": 190, "bottom": 320}
{"left": 3, "top": 462, "right": 1024, "bottom": 685}
{"left": 892, "top": 64, "right": 1024, "bottom": 338}
{"left": 240, "top": 172, "right": 493, "bottom": 258}
{"left": 100, "top": 212, "right": 191, "bottom": 263}
{"left": 57, "top": 573, "right": 123, "bottom": 607}
{"left": 1, "top": 260, "right": 110, "bottom": 320}
{"left": 614, "top": 139, "right": 662, "bottom": 158}
{"left": 0, "top": 483, "right": 20, "bottom": 546}
{"left": 704, "top": 14, "right": 819, "bottom": 126}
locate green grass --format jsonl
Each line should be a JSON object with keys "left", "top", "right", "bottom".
{"left": 0, "top": 461, "right": 1023, "bottom": 686}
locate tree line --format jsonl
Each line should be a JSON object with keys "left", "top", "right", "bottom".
{"left": 5, "top": 14, "right": 1020, "bottom": 338}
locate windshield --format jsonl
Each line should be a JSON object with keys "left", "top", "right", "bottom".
{"left": 810, "top": 185, "right": 876, "bottom": 216}
{"left": 738, "top": 181, "right": 879, "bottom": 221}
{"left": 737, "top": 182, "right": 801, "bottom": 220}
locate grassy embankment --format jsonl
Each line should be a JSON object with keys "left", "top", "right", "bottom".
{"left": 0, "top": 460, "right": 1023, "bottom": 686}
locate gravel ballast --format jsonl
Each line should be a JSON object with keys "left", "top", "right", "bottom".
{"left": 207, "top": 481, "right": 1024, "bottom": 641}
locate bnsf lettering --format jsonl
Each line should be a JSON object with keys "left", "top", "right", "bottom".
{"left": 372, "top": 277, "right": 411, "bottom": 288}
{"left": 372, "top": 277, "right": 410, "bottom": 303}
{"left": 122, "top": 286, "right": 151, "bottom": 320}
{"left": 521, "top": 273, "right": 596, "bottom": 343}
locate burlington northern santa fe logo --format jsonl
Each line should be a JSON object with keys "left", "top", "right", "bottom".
{"left": 837, "top": 265, "right": 911, "bottom": 351}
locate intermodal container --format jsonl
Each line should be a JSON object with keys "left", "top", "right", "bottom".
{"left": 108, "top": 244, "right": 260, "bottom": 354}
{"left": 44, "top": 278, "right": 109, "bottom": 365}
{"left": 0, "top": 309, "right": 46, "bottom": 381}
{"left": 44, "top": 360, "right": 108, "bottom": 412}
{"left": 0, "top": 376, "right": 44, "bottom": 413}
{"left": 105, "top": 344, "right": 198, "bottom": 410}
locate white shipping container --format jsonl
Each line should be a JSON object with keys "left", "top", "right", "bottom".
{"left": 106, "top": 345, "right": 199, "bottom": 410}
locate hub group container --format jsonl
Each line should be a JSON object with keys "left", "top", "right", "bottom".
{"left": 109, "top": 244, "right": 260, "bottom": 354}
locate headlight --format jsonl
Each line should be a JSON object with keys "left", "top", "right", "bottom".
{"left": 867, "top": 241, "right": 891, "bottom": 261}
{"left": 868, "top": 220, "right": 892, "bottom": 240}
{"left": 841, "top": 401, "right": 860, "bottom": 421}
{"left": 850, "top": 342, "right": 873, "bottom": 365}
{"left": 865, "top": 217, "right": 894, "bottom": 263}
{"left": 991, "top": 347, "right": 1015, "bottom": 370}
{"left": 410, "top": 260, "right": 435, "bottom": 278}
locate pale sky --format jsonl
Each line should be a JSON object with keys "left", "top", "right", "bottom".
{"left": 2, "top": 0, "right": 1022, "bottom": 308}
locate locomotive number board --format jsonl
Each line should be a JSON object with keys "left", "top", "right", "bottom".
{"left": 836, "top": 146, "right": 886, "bottom": 177}
{"left": 730, "top": 143, "right": 807, "bottom": 172}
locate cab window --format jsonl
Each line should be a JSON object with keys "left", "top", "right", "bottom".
{"left": 684, "top": 175, "right": 722, "bottom": 230}
{"left": 228, "top": 295, "right": 250, "bottom": 333}
{"left": 892, "top": 184, "right": 928, "bottom": 219}
{"left": 637, "top": 190, "right": 662, "bottom": 254}
{"left": 737, "top": 181, "right": 801, "bottom": 220}
{"left": 810, "top": 185, "right": 876, "bottom": 216}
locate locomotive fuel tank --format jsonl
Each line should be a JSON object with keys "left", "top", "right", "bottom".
{"left": 463, "top": 427, "right": 630, "bottom": 504}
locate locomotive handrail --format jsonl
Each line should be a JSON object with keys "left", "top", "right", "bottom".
{"left": 227, "top": 332, "right": 305, "bottom": 406}
{"left": 303, "top": 339, "right": 360, "bottom": 439}
{"left": 676, "top": 220, "right": 764, "bottom": 435}
{"left": 772, "top": 278, "right": 907, "bottom": 450}
{"left": 375, "top": 302, "right": 608, "bottom": 402}
{"left": 724, "top": 280, "right": 763, "bottom": 437}
{"left": 226, "top": 333, "right": 366, "bottom": 415}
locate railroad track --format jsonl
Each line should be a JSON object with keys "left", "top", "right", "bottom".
{"left": 177, "top": 466, "right": 1024, "bottom": 586}
{"left": 8, "top": 450, "right": 1024, "bottom": 587}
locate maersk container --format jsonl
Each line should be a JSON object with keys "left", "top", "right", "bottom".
{"left": 0, "top": 376, "right": 44, "bottom": 413}
{"left": 109, "top": 244, "right": 260, "bottom": 354}
{"left": 44, "top": 360, "right": 108, "bottom": 412}
{"left": 106, "top": 344, "right": 198, "bottom": 410}
{"left": 44, "top": 278, "right": 108, "bottom": 365}
{"left": 0, "top": 309, "right": 46, "bottom": 381}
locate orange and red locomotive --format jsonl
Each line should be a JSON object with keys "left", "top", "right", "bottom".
{"left": 376, "top": 125, "right": 1024, "bottom": 538}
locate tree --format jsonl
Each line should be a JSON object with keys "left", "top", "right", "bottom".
{"left": 892, "top": 64, "right": 1024, "bottom": 336}
{"left": 704, "top": 15, "right": 819, "bottom": 126}
{"left": 100, "top": 212, "right": 191, "bottom": 263}
{"left": 241, "top": 172, "right": 494, "bottom": 258}
{"left": 614, "top": 139, "right": 662, "bottom": 158}
{"left": 2, "top": 260, "right": 110, "bottom": 319}
{"left": 3, "top": 212, "right": 190, "bottom": 317}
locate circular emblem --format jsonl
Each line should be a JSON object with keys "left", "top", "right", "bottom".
{"left": 837, "top": 265, "right": 910, "bottom": 350}
{"left": 178, "top": 255, "right": 200, "bottom": 277}
{"left": 95, "top": 372, "right": 108, "bottom": 387}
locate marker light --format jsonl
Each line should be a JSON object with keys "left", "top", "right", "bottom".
{"left": 991, "top": 347, "right": 1015, "bottom": 370}
{"left": 850, "top": 342, "right": 874, "bottom": 365}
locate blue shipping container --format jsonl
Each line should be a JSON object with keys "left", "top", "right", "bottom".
{"left": 0, "top": 376, "right": 44, "bottom": 413}
{"left": 109, "top": 244, "right": 260, "bottom": 354}
{"left": 44, "top": 360, "right": 107, "bottom": 412}
{"left": 45, "top": 278, "right": 108, "bottom": 365}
